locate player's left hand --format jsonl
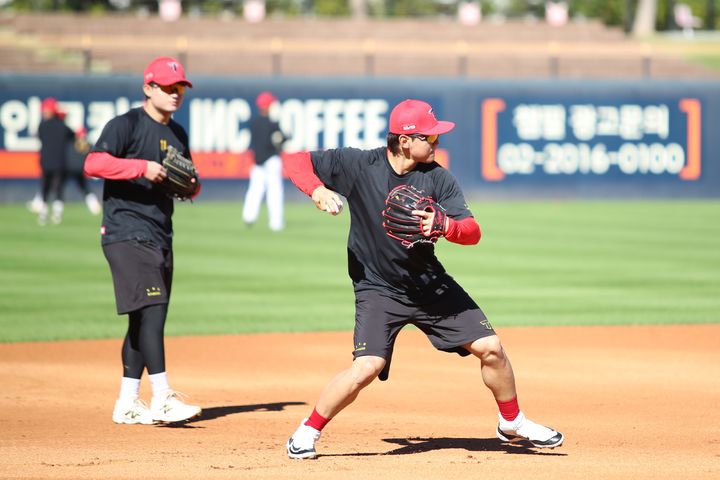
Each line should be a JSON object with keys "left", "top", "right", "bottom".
{"left": 382, "top": 185, "right": 447, "bottom": 248}
{"left": 157, "top": 146, "right": 200, "bottom": 200}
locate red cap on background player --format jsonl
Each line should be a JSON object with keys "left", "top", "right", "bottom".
{"left": 256, "top": 91, "right": 277, "bottom": 110}
{"left": 41, "top": 97, "right": 58, "bottom": 114}
{"left": 144, "top": 56, "right": 193, "bottom": 87}
{"left": 389, "top": 99, "right": 455, "bottom": 136}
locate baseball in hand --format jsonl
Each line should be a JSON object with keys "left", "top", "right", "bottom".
{"left": 326, "top": 198, "right": 343, "bottom": 215}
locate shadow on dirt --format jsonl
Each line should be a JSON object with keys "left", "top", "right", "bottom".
{"left": 156, "top": 401, "right": 307, "bottom": 428}
{"left": 320, "top": 437, "right": 567, "bottom": 457}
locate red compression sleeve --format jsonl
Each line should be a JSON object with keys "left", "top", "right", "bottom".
{"left": 84, "top": 151, "right": 147, "bottom": 180}
{"left": 304, "top": 407, "right": 331, "bottom": 431}
{"left": 444, "top": 217, "right": 481, "bottom": 245}
{"left": 284, "top": 151, "right": 324, "bottom": 197}
{"left": 497, "top": 396, "right": 520, "bottom": 422}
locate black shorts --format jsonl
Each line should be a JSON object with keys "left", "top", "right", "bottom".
{"left": 102, "top": 240, "right": 173, "bottom": 315}
{"left": 353, "top": 278, "right": 495, "bottom": 381}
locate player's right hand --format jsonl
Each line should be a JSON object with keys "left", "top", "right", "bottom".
{"left": 311, "top": 186, "right": 343, "bottom": 216}
{"left": 144, "top": 161, "right": 167, "bottom": 183}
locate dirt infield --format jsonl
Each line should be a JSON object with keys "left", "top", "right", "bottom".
{"left": 1, "top": 325, "right": 718, "bottom": 480}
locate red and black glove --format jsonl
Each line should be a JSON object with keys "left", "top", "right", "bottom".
{"left": 382, "top": 184, "right": 446, "bottom": 248}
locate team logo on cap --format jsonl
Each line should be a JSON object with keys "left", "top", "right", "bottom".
{"left": 402, "top": 124, "right": 416, "bottom": 131}
{"left": 168, "top": 62, "right": 178, "bottom": 72}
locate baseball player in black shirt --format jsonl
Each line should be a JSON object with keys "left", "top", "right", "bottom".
{"left": 36, "top": 97, "right": 74, "bottom": 225}
{"left": 242, "top": 91, "right": 288, "bottom": 231}
{"left": 84, "top": 56, "right": 201, "bottom": 425}
{"left": 284, "top": 99, "right": 564, "bottom": 459}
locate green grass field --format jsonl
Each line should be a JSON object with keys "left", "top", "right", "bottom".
{"left": 1, "top": 200, "right": 718, "bottom": 343}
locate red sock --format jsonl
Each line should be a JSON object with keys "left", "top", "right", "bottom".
{"left": 497, "top": 396, "right": 520, "bottom": 422}
{"left": 304, "top": 407, "right": 330, "bottom": 431}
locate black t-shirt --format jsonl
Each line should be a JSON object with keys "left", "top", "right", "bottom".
{"left": 38, "top": 117, "right": 74, "bottom": 172}
{"left": 249, "top": 115, "right": 285, "bottom": 165}
{"left": 91, "top": 107, "right": 191, "bottom": 249}
{"left": 311, "top": 146, "right": 473, "bottom": 303}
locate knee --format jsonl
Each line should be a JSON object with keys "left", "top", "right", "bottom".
{"left": 468, "top": 335, "right": 506, "bottom": 365}
{"left": 350, "top": 356, "right": 385, "bottom": 388}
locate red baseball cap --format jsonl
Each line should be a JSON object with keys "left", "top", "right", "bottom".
{"left": 256, "top": 91, "right": 277, "bottom": 109}
{"left": 41, "top": 97, "right": 58, "bottom": 113}
{"left": 143, "top": 56, "right": 193, "bottom": 87}
{"left": 389, "top": 99, "right": 455, "bottom": 136}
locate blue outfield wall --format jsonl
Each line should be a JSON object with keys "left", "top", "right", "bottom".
{"left": 1, "top": 74, "right": 718, "bottom": 201}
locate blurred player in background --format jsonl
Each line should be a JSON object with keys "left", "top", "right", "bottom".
{"left": 84, "top": 56, "right": 201, "bottom": 425}
{"left": 64, "top": 127, "right": 101, "bottom": 216}
{"left": 33, "top": 97, "right": 74, "bottom": 225}
{"left": 283, "top": 99, "right": 564, "bottom": 459}
{"left": 242, "top": 91, "right": 288, "bottom": 231}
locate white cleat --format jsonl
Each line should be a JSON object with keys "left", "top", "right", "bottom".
{"left": 112, "top": 398, "right": 155, "bottom": 425}
{"left": 496, "top": 411, "right": 564, "bottom": 449}
{"left": 27, "top": 196, "right": 43, "bottom": 213}
{"left": 286, "top": 418, "right": 321, "bottom": 459}
{"left": 150, "top": 390, "right": 201, "bottom": 423}
{"left": 85, "top": 193, "right": 102, "bottom": 215}
{"left": 51, "top": 200, "right": 63, "bottom": 225}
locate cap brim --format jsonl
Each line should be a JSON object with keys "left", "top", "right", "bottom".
{"left": 422, "top": 120, "right": 455, "bottom": 135}
{"left": 151, "top": 77, "right": 193, "bottom": 88}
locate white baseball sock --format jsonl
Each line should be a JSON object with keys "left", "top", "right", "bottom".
{"left": 149, "top": 372, "right": 171, "bottom": 399}
{"left": 119, "top": 377, "right": 141, "bottom": 402}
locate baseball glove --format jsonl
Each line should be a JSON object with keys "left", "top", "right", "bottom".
{"left": 382, "top": 184, "right": 447, "bottom": 248}
{"left": 158, "top": 145, "right": 200, "bottom": 201}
